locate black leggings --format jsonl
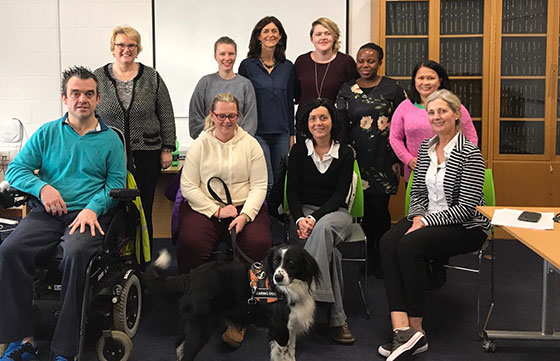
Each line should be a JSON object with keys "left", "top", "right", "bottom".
{"left": 362, "top": 193, "right": 391, "bottom": 257}
{"left": 132, "top": 150, "right": 161, "bottom": 248}
{"left": 380, "top": 217, "right": 487, "bottom": 317}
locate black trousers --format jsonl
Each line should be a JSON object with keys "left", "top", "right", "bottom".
{"left": 362, "top": 193, "right": 391, "bottom": 259}
{"left": 380, "top": 217, "right": 487, "bottom": 317}
{"left": 0, "top": 199, "right": 113, "bottom": 356}
{"left": 132, "top": 150, "right": 161, "bottom": 250}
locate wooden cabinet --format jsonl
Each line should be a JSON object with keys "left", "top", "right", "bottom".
{"left": 375, "top": 0, "right": 560, "bottom": 220}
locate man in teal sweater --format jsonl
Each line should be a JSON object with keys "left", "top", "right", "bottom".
{"left": 0, "top": 66, "right": 126, "bottom": 361}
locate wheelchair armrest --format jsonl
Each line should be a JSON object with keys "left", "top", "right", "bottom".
{"left": 0, "top": 188, "right": 29, "bottom": 209}
{"left": 110, "top": 188, "right": 140, "bottom": 201}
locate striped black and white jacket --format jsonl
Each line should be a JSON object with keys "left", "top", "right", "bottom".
{"left": 408, "top": 132, "right": 491, "bottom": 232}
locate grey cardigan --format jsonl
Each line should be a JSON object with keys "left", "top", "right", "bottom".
{"left": 94, "top": 63, "right": 176, "bottom": 152}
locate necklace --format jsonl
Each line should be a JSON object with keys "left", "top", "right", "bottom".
{"left": 314, "top": 60, "right": 332, "bottom": 98}
{"left": 260, "top": 57, "right": 275, "bottom": 69}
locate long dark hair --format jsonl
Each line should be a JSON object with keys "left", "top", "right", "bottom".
{"left": 297, "top": 98, "right": 342, "bottom": 143}
{"left": 247, "top": 16, "right": 287, "bottom": 62}
{"left": 408, "top": 60, "right": 451, "bottom": 104}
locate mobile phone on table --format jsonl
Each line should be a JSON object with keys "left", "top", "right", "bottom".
{"left": 517, "top": 211, "right": 542, "bottom": 223}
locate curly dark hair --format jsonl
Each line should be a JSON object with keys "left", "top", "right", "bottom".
{"left": 61, "top": 66, "right": 98, "bottom": 96}
{"left": 247, "top": 16, "right": 287, "bottom": 63}
{"left": 296, "top": 98, "right": 342, "bottom": 143}
{"left": 408, "top": 60, "right": 451, "bottom": 104}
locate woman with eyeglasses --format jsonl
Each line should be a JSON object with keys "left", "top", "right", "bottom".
{"left": 94, "top": 26, "right": 176, "bottom": 252}
{"left": 178, "top": 92, "right": 269, "bottom": 348}
{"left": 178, "top": 92, "right": 270, "bottom": 272}
{"left": 189, "top": 36, "right": 257, "bottom": 139}
{"left": 239, "top": 16, "right": 294, "bottom": 193}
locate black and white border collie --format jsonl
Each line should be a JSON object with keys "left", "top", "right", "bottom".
{"left": 144, "top": 245, "right": 320, "bottom": 361}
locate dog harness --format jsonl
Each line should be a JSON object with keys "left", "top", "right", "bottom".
{"left": 247, "top": 262, "right": 282, "bottom": 304}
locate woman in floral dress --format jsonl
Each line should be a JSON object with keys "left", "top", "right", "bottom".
{"left": 336, "top": 43, "right": 405, "bottom": 276}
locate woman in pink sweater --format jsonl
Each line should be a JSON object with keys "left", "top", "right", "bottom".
{"left": 389, "top": 60, "right": 478, "bottom": 182}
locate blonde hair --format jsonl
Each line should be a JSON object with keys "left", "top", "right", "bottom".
{"left": 425, "top": 89, "right": 462, "bottom": 131}
{"left": 310, "top": 17, "right": 341, "bottom": 52}
{"left": 110, "top": 26, "right": 143, "bottom": 54}
{"left": 203, "top": 93, "right": 242, "bottom": 131}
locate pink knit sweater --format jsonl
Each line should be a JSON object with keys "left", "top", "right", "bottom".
{"left": 389, "top": 99, "right": 478, "bottom": 181}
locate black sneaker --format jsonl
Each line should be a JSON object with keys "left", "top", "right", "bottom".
{"left": 378, "top": 334, "right": 429, "bottom": 357}
{"left": 386, "top": 328, "right": 426, "bottom": 361}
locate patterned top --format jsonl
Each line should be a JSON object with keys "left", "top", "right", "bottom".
{"left": 336, "top": 77, "right": 406, "bottom": 195}
{"left": 109, "top": 64, "right": 133, "bottom": 110}
{"left": 94, "top": 63, "right": 176, "bottom": 152}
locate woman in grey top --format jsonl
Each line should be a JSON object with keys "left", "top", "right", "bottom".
{"left": 189, "top": 36, "right": 257, "bottom": 139}
{"left": 94, "top": 26, "right": 176, "bottom": 253}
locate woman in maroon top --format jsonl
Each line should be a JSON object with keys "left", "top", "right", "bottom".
{"left": 294, "top": 17, "right": 357, "bottom": 139}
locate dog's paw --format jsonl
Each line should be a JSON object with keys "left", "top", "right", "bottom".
{"left": 154, "top": 249, "right": 172, "bottom": 269}
{"left": 176, "top": 340, "right": 185, "bottom": 361}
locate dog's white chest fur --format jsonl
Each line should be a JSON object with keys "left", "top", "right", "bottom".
{"left": 269, "top": 248, "right": 318, "bottom": 361}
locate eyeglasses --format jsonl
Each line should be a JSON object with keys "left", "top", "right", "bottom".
{"left": 115, "top": 43, "right": 138, "bottom": 50}
{"left": 68, "top": 90, "right": 96, "bottom": 99}
{"left": 212, "top": 112, "right": 239, "bottom": 121}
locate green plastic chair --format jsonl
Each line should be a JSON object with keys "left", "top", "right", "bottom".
{"left": 405, "top": 168, "right": 495, "bottom": 215}
{"left": 341, "top": 160, "right": 369, "bottom": 318}
{"left": 284, "top": 160, "right": 370, "bottom": 318}
{"left": 403, "top": 168, "right": 496, "bottom": 336}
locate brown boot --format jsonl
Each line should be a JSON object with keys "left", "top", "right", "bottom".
{"left": 222, "top": 324, "right": 246, "bottom": 348}
{"left": 330, "top": 322, "right": 355, "bottom": 344}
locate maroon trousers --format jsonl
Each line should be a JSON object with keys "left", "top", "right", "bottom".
{"left": 176, "top": 202, "right": 271, "bottom": 273}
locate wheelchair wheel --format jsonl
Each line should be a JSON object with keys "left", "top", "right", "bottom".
{"left": 113, "top": 273, "right": 142, "bottom": 338}
{"left": 96, "top": 330, "right": 133, "bottom": 361}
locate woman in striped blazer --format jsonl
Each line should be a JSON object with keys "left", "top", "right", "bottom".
{"left": 377, "top": 89, "right": 491, "bottom": 361}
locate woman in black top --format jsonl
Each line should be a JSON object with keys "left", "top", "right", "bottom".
{"left": 336, "top": 43, "right": 406, "bottom": 276}
{"left": 287, "top": 98, "right": 355, "bottom": 344}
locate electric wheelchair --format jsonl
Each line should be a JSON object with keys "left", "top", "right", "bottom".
{"left": 0, "top": 183, "right": 146, "bottom": 361}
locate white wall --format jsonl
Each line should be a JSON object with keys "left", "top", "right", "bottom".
{"left": 0, "top": 0, "right": 152, "bottom": 137}
{"left": 0, "top": 0, "right": 370, "bottom": 149}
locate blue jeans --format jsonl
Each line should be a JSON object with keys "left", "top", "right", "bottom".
{"left": 255, "top": 133, "right": 290, "bottom": 194}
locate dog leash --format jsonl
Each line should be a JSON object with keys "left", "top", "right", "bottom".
{"left": 206, "top": 177, "right": 255, "bottom": 265}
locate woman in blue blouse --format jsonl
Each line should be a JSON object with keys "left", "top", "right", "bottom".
{"left": 239, "top": 16, "right": 295, "bottom": 192}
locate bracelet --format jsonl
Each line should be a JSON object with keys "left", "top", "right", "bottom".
{"left": 217, "top": 207, "right": 221, "bottom": 222}
{"left": 162, "top": 148, "right": 172, "bottom": 153}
